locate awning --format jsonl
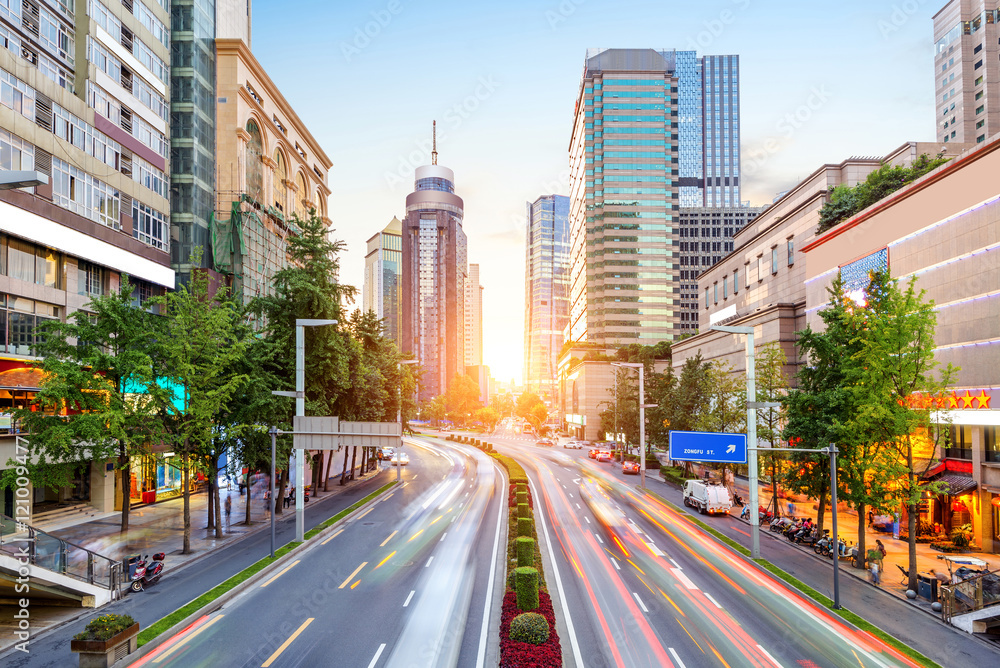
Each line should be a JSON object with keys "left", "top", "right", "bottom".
{"left": 933, "top": 473, "right": 978, "bottom": 496}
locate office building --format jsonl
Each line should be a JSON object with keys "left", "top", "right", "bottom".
{"left": 523, "top": 194, "right": 570, "bottom": 402}
{"left": 213, "top": 36, "right": 332, "bottom": 304}
{"left": 0, "top": 0, "right": 175, "bottom": 520}
{"left": 465, "top": 262, "right": 482, "bottom": 367}
{"left": 401, "top": 135, "right": 467, "bottom": 402}
{"left": 677, "top": 206, "right": 764, "bottom": 332}
{"left": 568, "top": 48, "right": 741, "bottom": 345}
{"left": 933, "top": 0, "right": 1000, "bottom": 144}
{"left": 363, "top": 217, "right": 403, "bottom": 342}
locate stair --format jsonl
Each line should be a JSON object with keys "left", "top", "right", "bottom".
{"left": 32, "top": 504, "right": 115, "bottom": 533}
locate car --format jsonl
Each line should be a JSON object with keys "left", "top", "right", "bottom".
{"left": 588, "top": 448, "right": 599, "bottom": 459}
{"left": 563, "top": 440, "right": 583, "bottom": 449}
{"left": 376, "top": 447, "right": 395, "bottom": 461}
{"left": 535, "top": 438, "right": 554, "bottom": 447}
{"left": 390, "top": 452, "right": 410, "bottom": 466}
{"left": 595, "top": 450, "right": 613, "bottom": 462}
{"left": 622, "top": 460, "right": 640, "bottom": 475}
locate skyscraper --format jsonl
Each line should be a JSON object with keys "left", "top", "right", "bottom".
{"left": 523, "top": 195, "right": 570, "bottom": 402}
{"left": 933, "top": 0, "right": 999, "bottom": 145}
{"left": 464, "top": 262, "right": 483, "bottom": 367}
{"left": 401, "top": 129, "right": 467, "bottom": 401}
{"left": 363, "top": 217, "right": 403, "bottom": 343}
{"left": 568, "top": 48, "right": 741, "bottom": 344}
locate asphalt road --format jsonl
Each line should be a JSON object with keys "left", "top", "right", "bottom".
{"left": 490, "top": 432, "right": 948, "bottom": 668}
{"left": 4, "top": 466, "right": 392, "bottom": 668}
{"left": 133, "top": 437, "right": 506, "bottom": 668}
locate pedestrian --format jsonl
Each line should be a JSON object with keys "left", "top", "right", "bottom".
{"left": 869, "top": 560, "right": 880, "bottom": 586}
{"left": 786, "top": 500, "right": 795, "bottom": 517}
{"left": 224, "top": 495, "right": 232, "bottom": 526}
{"left": 867, "top": 510, "right": 874, "bottom": 527}
{"left": 875, "top": 539, "right": 886, "bottom": 560}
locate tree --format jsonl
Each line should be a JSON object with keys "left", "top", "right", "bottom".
{"left": 847, "top": 271, "right": 957, "bottom": 591}
{"left": 12, "top": 279, "right": 166, "bottom": 534}
{"left": 474, "top": 407, "right": 501, "bottom": 432}
{"left": 695, "top": 360, "right": 746, "bottom": 484}
{"left": 424, "top": 396, "right": 447, "bottom": 426}
{"left": 527, "top": 403, "right": 551, "bottom": 437}
{"left": 446, "top": 374, "right": 482, "bottom": 426}
{"left": 754, "top": 343, "right": 789, "bottom": 517}
{"left": 493, "top": 392, "right": 515, "bottom": 418}
{"left": 515, "top": 391, "right": 545, "bottom": 421}
{"left": 154, "top": 263, "right": 248, "bottom": 554}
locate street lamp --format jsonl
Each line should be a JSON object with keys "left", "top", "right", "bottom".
{"left": 611, "top": 362, "right": 655, "bottom": 489}
{"left": 397, "top": 359, "right": 420, "bottom": 482}
{"left": 294, "top": 318, "right": 338, "bottom": 542}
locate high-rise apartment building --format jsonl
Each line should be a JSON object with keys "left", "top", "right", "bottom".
{"left": 523, "top": 194, "right": 570, "bottom": 402}
{"left": 933, "top": 0, "right": 1000, "bottom": 144}
{"left": 464, "top": 262, "right": 482, "bottom": 367}
{"left": 677, "top": 206, "right": 763, "bottom": 332}
{"left": 0, "top": 0, "right": 175, "bottom": 519}
{"left": 401, "top": 145, "right": 467, "bottom": 402}
{"left": 363, "top": 217, "right": 402, "bottom": 342}
{"left": 568, "top": 48, "right": 741, "bottom": 344}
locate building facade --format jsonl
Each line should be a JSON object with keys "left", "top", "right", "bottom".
{"left": 401, "top": 162, "right": 467, "bottom": 401}
{"left": 363, "top": 217, "right": 402, "bottom": 343}
{"left": 213, "top": 37, "right": 332, "bottom": 304}
{"left": 0, "top": 0, "right": 175, "bottom": 520}
{"left": 568, "top": 48, "right": 741, "bottom": 345}
{"left": 933, "top": 0, "right": 1000, "bottom": 145}
{"left": 677, "top": 206, "right": 763, "bottom": 333}
{"left": 523, "top": 194, "right": 570, "bottom": 402}
{"left": 465, "top": 262, "right": 482, "bottom": 367}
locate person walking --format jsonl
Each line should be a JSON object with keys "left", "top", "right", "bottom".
{"left": 224, "top": 495, "right": 232, "bottom": 527}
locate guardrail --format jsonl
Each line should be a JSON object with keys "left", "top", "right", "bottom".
{"left": 939, "top": 569, "right": 1000, "bottom": 621}
{"left": 0, "top": 514, "right": 124, "bottom": 594}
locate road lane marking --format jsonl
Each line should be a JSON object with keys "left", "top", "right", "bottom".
{"left": 380, "top": 530, "right": 397, "bottom": 546}
{"left": 757, "top": 644, "right": 784, "bottom": 667}
{"left": 152, "top": 614, "right": 224, "bottom": 663}
{"left": 356, "top": 507, "right": 375, "bottom": 520}
{"left": 403, "top": 482, "right": 409, "bottom": 487}
{"left": 339, "top": 562, "right": 368, "bottom": 589}
{"left": 409, "top": 529, "right": 424, "bottom": 542}
{"left": 403, "top": 590, "right": 415, "bottom": 607}
{"left": 260, "top": 560, "right": 300, "bottom": 588}
{"left": 261, "top": 617, "right": 314, "bottom": 667}
{"left": 367, "top": 643, "right": 386, "bottom": 668}
{"left": 375, "top": 551, "right": 396, "bottom": 569}
{"left": 669, "top": 558, "right": 681, "bottom": 568}
{"left": 562, "top": 485, "right": 566, "bottom": 489}
{"left": 440, "top": 531, "right": 448, "bottom": 542}
{"left": 476, "top": 460, "right": 507, "bottom": 668}
{"left": 321, "top": 529, "right": 344, "bottom": 545}
{"left": 633, "top": 592, "right": 649, "bottom": 613}
{"left": 595, "top": 533, "right": 604, "bottom": 544}
{"left": 575, "top": 503, "right": 581, "bottom": 509}
{"left": 351, "top": 580, "right": 361, "bottom": 589}
{"left": 425, "top": 556, "right": 434, "bottom": 567}
{"left": 668, "top": 647, "right": 688, "bottom": 668}
{"left": 671, "top": 568, "right": 698, "bottom": 590}
{"left": 610, "top": 556, "right": 621, "bottom": 570}
{"left": 584, "top": 516, "right": 591, "bottom": 524}
{"left": 704, "top": 593, "right": 722, "bottom": 609}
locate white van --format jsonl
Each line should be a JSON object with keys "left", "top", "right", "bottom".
{"left": 682, "top": 480, "right": 732, "bottom": 515}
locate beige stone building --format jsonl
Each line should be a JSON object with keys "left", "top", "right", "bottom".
{"left": 213, "top": 38, "right": 332, "bottom": 304}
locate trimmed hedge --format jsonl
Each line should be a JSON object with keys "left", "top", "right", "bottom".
{"left": 516, "top": 537, "right": 534, "bottom": 567}
{"left": 515, "top": 491, "right": 528, "bottom": 506}
{"left": 517, "top": 502, "right": 531, "bottom": 519}
{"left": 517, "top": 516, "right": 533, "bottom": 537}
{"left": 514, "top": 566, "right": 539, "bottom": 611}
{"left": 500, "top": 591, "right": 561, "bottom": 667}
{"left": 509, "top": 612, "right": 549, "bottom": 645}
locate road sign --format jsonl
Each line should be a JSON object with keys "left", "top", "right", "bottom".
{"left": 669, "top": 430, "right": 747, "bottom": 464}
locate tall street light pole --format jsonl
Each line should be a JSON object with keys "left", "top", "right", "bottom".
{"left": 295, "top": 318, "right": 337, "bottom": 543}
{"left": 612, "top": 362, "right": 654, "bottom": 489}
{"left": 397, "top": 359, "right": 420, "bottom": 482}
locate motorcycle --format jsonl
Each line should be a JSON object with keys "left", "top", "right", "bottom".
{"left": 769, "top": 517, "right": 794, "bottom": 533}
{"left": 813, "top": 531, "right": 834, "bottom": 555}
{"left": 796, "top": 527, "right": 822, "bottom": 546}
{"left": 791, "top": 521, "right": 815, "bottom": 543}
{"left": 131, "top": 553, "right": 165, "bottom": 592}
{"left": 783, "top": 520, "right": 805, "bottom": 540}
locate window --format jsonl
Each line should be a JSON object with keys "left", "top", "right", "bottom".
{"left": 78, "top": 260, "right": 104, "bottom": 297}
{"left": 733, "top": 268, "right": 739, "bottom": 293}
{"left": 947, "top": 425, "right": 972, "bottom": 460}
{"left": 977, "top": 90, "right": 984, "bottom": 101}
{"left": 771, "top": 247, "right": 778, "bottom": 274}
{"left": 135, "top": 1, "right": 168, "bottom": 47}
{"left": 132, "top": 155, "right": 168, "bottom": 197}
{"left": 245, "top": 120, "right": 263, "bottom": 195}
{"left": 977, "top": 105, "right": 985, "bottom": 115}
{"left": 0, "top": 128, "right": 34, "bottom": 173}
{"left": 295, "top": 172, "right": 308, "bottom": 220}
{"left": 130, "top": 278, "right": 157, "bottom": 311}
{"left": 0, "top": 294, "right": 60, "bottom": 356}
{"left": 53, "top": 103, "right": 121, "bottom": 169}
{"left": 0, "top": 69, "right": 35, "bottom": 120}
{"left": 38, "top": 7, "right": 74, "bottom": 64}
{"left": 3, "top": 237, "right": 60, "bottom": 288}
{"left": 704, "top": 287, "right": 709, "bottom": 308}
{"left": 722, "top": 276, "right": 728, "bottom": 299}
{"left": 132, "top": 200, "right": 168, "bottom": 251}
{"left": 273, "top": 150, "right": 287, "bottom": 211}
{"left": 977, "top": 119, "right": 985, "bottom": 129}
{"left": 744, "top": 262, "right": 750, "bottom": 288}
{"left": 978, "top": 134, "right": 986, "bottom": 143}
{"left": 787, "top": 239, "right": 794, "bottom": 266}
{"left": 975, "top": 59, "right": 983, "bottom": 70}
{"left": 986, "top": 426, "right": 1000, "bottom": 463}
{"left": 713, "top": 282, "right": 718, "bottom": 304}
{"left": 976, "top": 75, "right": 984, "bottom": 85}
{"left": 51, "top": 157, "right": 120, "bottom": 229}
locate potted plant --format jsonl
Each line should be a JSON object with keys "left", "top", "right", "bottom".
{"left": 950, "top": 523, "right": 974, "bottom": 550}
{"left": 71, "top": 614, "right": 139, "bottom": 667}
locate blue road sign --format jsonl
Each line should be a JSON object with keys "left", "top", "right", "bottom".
{"left": 669, "top": 430, "right": 747, "bottom": 464}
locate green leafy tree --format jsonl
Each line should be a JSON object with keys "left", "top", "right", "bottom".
{"left": 474, "top": 406, "right": 501, "bottom": 432}
{"left": 446, "top": 374, "right": 482, "bottom": 426}
{"left": 11, "top": 279, "right": 166, "bottom": 533}
{"left": 754, "top": 343, "right": 789, "bottom": 516}
{"left": 424, "top": 396, "right": 447, "bottom": 426}
{"left": 515, "top": 391, "right": 545, "bottom": 421}
{"left": 695, "top": 360, "right": 746, "bottom": 483}
{"left": 493, "top": 392, "right": 515, "bottom": 417}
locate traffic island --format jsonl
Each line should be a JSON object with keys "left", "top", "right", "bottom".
{"left": 70, "top": 615, "right": 139, "bottom": 668}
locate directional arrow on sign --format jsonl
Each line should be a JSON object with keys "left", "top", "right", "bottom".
{"left": 726, "top": 444, "right": 736, "bottom": 454}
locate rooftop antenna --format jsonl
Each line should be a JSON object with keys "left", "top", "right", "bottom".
{"left": 431, "top": 120, "right": 438, "bottom": 165}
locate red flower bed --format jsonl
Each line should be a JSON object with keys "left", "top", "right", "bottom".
{"left": 500, "top": 590, "right": 562, "bottom": 667}
{"left": 509, "top": 483, "right": 533, "bottom": 509}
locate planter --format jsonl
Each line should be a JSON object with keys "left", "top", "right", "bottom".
{"left": 70, "top": 623, "right": 139, "bottom": 668}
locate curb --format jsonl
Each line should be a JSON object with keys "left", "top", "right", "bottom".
{"left": 117, "top": 479, "right": 397, "bottom": 666}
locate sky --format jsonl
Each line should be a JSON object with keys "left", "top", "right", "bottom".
{"left": 249, "top": 0, "right": 937, "bottom": 385}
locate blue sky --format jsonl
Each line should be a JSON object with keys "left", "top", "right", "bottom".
{"left": 250, "top": 0, "right": 936, "bottom": 385}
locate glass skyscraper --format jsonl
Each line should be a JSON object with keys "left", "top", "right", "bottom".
{"left": 523, "top": 195, "right": 570, "bottom": 402}
{"left": 363, "top": 217, "right": 403, "bottom": 343}
{"left": 568, "top": 48, "right": 741, "bottom": 344}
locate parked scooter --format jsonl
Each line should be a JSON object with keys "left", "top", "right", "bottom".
{"left": 796, "top": 526, "right": 822, "bottom": 546}
{"left": 131, "top": 553, "right": 165, "bottom": 592}
{"left": 813, "top": 530, "right": 834, "bottom": 555}
{"left": 769, "top": 516, "right": 795, "bottom": 533}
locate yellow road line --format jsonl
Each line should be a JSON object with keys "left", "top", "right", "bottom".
{"left": 350, "top": 580, "right": 360, "bottom": 589}
{"left": 260, "top": 560, "right": 300, "bottom": 588}
{"left": 355, "top": 507, "right": 374, "bottom": 520}
{"left": 321, "top": 529, "right": 344, "bottom": 545}
{"left": 380, "top": 530, "right": 398, "bottom": 546}
{"left": 338, "top": 561, "right": 368, "bottom": 589}
{"left": 375, "top": 551, "right": 396, "bottom": 570}
{"left": 153, "top": 615, "right": 224, "bottom": 663}
{"left": 261, "top": 617, "right": 314, "bottom": 667}
{"left": 408, "top": 529, "right": 424, "bottom": 542}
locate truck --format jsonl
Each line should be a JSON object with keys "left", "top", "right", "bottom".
{"left": 682, "top": 480, "right": 732, "bottom": 515}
